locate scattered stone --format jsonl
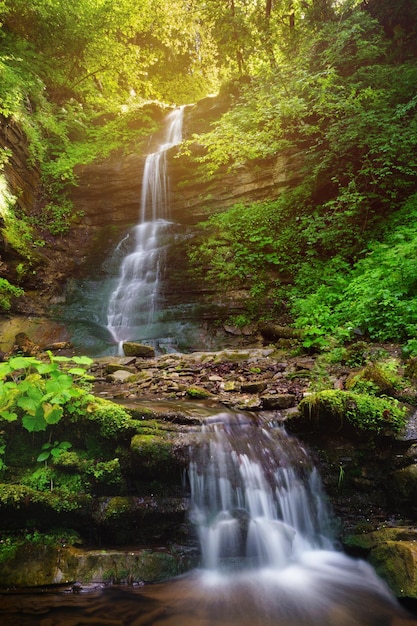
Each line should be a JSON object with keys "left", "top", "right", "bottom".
{"left": 224, "top": 324, "right": 242, "bottom": 335}
{"left": 44, "top": 341, "right": 73, "bottom": 351}
{"left": 241, "top": 381, "right": 268, "bottom": 394}
{"left": 105, "top": 363, "right": 137, "bottom": 374}
{"left": 186, "top": 386, "right": 214, "bottom": 399}
{"left": 106, "top": 370, "right": 137, "bottom": 383}
{"left": 261, "top": 394, "right": 297, "bottom": 410}
{"left": 222, "top": 381, "right": 238, "bottom": 392}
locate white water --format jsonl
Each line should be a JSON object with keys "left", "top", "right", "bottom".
{"left": 183, "top": 412, "right": 408, "bottom": 625}
{"left": 106, "top": 107, "right": 184, "bottom": 351}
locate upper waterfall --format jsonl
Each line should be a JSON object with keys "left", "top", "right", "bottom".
{"left": 106, "top": 107, "right": 184, "bottom": 350}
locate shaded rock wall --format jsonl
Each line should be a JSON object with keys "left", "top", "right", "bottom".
{"left": 0, "top": 115, "right": 41, "bottom": 216}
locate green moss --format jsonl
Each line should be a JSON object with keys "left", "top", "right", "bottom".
{"left": 130, "top": 434, "right": 172, "bottom": 469}
{"left": 101, "top": 496, "right": 132, "bottom": 521}
{"left": 299, "top": 389, "right": 407, "bottom": 435}
{"left": 370, "top": 542, "right": 417, "bottom": 598}
{"left": 73, "top": 397, "right": 137, "bottom": 438}
{"left": 0, "top": 483, "right": 92, "bottom": 513}
{"left": 345, "top": 361, "right": 403, "bottom": 396}
{"left": 186, "top": 386, "right": 213, "bottom": 399}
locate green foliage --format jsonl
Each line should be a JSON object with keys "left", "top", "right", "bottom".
{"left": 0, "top": 278, "right": 24, "bottom": 311}
{"left": 186, "top": 9, "right": 417, "bottom": 346}
{"left": 86, "top": 458, "right": 122, "bottom": 486}
{"left": 37, "top": 440, "right": 72, "bottom": 464}
{"left": 291, "top": 194, "right": 417, "bottom": 345}
{"left": 0, "top": 353, "right": 93, "bottom": 433}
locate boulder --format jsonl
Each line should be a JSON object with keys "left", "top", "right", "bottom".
{"left": 122, "top": 342, "right": 155, "bottom": 358}
{"left": 106, "top": 369, "right": 137, "bottom": 383}
{"left": 345, "top": 528, "right": 417, "bottom": 598}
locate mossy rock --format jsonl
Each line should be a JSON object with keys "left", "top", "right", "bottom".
{"left": 345, "top": 528, "right": 417, "bottom": 598}
{"left": 72, "top": 397, "right": 138, "bottom": 439}
{"left": 389, "top": 464, "right": 417, "bottom": 502}
{"left": 122, "top": 342, "right": 155, "bottom": 358}
{"left": 296, "top": 390, "right": 407, "bottom": 437}
{"left": 345, "top": 363, "right": 398, "bottom": 396}
{"left": 130, "top": 434, "right": 178, "bottom": 476}
{"left": 404, "top": 358, "right": 417, "bottom": 380}
{"left": 0, "top": 543, "right": 191, "bottom": 586}
{"left": 186, "top": 385, "right": 213, "bottom": 399}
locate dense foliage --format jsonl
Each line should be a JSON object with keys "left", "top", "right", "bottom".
{"left": 187, "top": 4, "right": 417, "bottom": 351}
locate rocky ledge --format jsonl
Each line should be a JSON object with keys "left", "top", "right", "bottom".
{"left": 91, "top": 347, "right": 312, "bottom": 413}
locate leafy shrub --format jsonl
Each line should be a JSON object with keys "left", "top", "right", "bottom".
{"left": 0, "top": 353, "right": 93, "bottom": 432}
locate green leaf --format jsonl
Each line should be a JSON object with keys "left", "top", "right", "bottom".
{"left": 43, "top": 403, "right": 63, "bottom": 424}
{"left": 44, "top": 378, "right": 69, "bottom": 395}
{"left": 0, "top": 410, "right": 18, "bottom": 422}
{"left": 8, "top": 357, "right": 38, "bottom": 371}
{"left": 37, "top": 362, "right": 58, "bottom": 375}
{"left": 17, "top": 396, "right": 38, "bottom": 415}
{"left": 68, "top": 367, "right": 88, "bottom": 376}
{"left": 0, "top": 362, "right": 12, "bottom": 379}
{"left": 37, "top": 450, "right": 50, "bottom": 462}
{"left": 22, "top": 412, "right": 48, "bottom": 432}
{"left": 72, "top": 356, "right": 93, "bottom": 366}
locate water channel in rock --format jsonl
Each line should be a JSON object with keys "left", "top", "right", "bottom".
{"left": 1, "top": 412, "right": 415, "bottom": 625}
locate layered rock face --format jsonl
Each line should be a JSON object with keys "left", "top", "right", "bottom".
{"left": 0, "top": 115, "right": 41, "bottom": 216}
{"left": 70, "top": 96, "right": 302, "bottom": 231}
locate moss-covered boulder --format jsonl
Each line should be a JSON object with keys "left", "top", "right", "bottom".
{"left": 293, "top": 390, "right": 408, "bottom": 438}
{"left": 345, "top": 528, "right": 417, "bottom": 598}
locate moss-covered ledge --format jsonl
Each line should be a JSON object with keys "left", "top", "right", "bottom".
{"left": 0, "top": 541, "right": 196, "bottom": 587}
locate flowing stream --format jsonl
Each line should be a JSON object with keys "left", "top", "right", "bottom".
{"left": 1, "top": 412, "right": 415, "bottom": 625}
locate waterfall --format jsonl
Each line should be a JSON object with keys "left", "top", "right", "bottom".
{"left": 183, "top": 411, "right": 407, "bottom": 625}
{"left": 106, "top": 107, "right": 184, "bottom": 351}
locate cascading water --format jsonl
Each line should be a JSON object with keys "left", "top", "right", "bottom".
{"left": 180, "top": 411, "right": 410, "bottom": 626}
{"left": 106, "top": 107, "right": 184, "bottom": 352}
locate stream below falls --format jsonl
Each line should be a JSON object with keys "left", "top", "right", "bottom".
{"left": 1, "top": 412, "right": 417, "bottom": 625}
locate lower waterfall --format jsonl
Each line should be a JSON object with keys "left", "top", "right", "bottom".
{"left": 179, "top": 411, "right": 408, "bottom": 626}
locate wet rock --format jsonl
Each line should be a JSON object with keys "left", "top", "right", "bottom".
{"left": 6, "top": 332, "right": 41, "bottom": 357}
{"left": 105, "top": 363, "right": 137, "bottom": 374}
{"left": 258, "top": 322, "right": 301, "bottom": 341}
{"left": 0, "top": 544, "right": 193, "bottom": 586}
